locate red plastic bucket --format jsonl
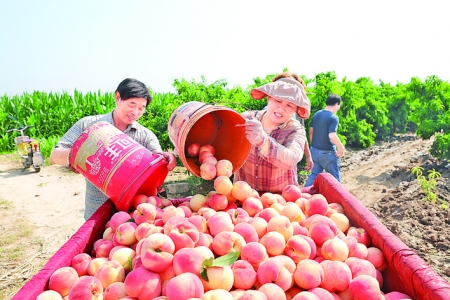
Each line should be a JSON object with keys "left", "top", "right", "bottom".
{"left": 69, "top": 121, "right": 168, "bottom": 211}
{"left": 168, "top": 101, "right": 251, "bottom": 177}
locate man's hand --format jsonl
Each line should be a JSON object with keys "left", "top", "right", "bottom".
{"left": 161, "top": 152, "right": 177, "bottom": 171}
{"left": 304, "top": 156, "right": 313, "bottom": 172}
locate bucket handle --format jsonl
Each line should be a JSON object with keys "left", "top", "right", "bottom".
{"left": 116, "top": 154, "right": 166, "bottom": 205}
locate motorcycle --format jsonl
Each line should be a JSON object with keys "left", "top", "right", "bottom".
{"left": 7, "top": 125, "right": 45, "bottom": 172}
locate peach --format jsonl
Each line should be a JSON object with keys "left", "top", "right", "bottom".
{"left": 158, "top": 264, "right": 176, "bottom": 284}
{"left": 212, "top": 231, "right": 246, "bottom": 256}
{"left": 110, "top": 211, "right": 132, "bottom": 231}
{"left": 256, "top": 257, "right": 292, "bottom": 291}
{"left": 275, "top": 194, "right": 286, "bottom": 205}
{"left": 102, "top": 226, "right": 114, "bottom": 241}
{"left": 109, "top": 246, "right": 136, "bottom": 273}
{"left": 231, "top": 181, "right": 252, "bottom": 201}
{"left": 281, "top": 184, "right": 302, "bottom": 202}
{"left": 203, "top": 155, "right": 218, "bottom": 165}
{"left": 291, "top": 291, "right": 321, "bottom": 299}
{"left": 308, "top": 215, "right": 338, "bottom": 246}
{"left": 179, "top": 204, "right": 193, "bottom": 218}
{"left": 345, "top": 257, "right": 377, "bottom": 279}
{"left": 194, "top": 245, "right": 215, "bottom": 261}
{"left": 330, "top": 214, "right": 353, "bottom": 235}
{"left": 258, "top": 282, "right": 286, "bottom": 300}
{"left": 260, "top": 231, "right": 286, "bottom": 256}
{"left": 304, "top": 194, "right": 329, "bottom": 217}
{"left": 200, "top": 162, "right": 217, "bottom": 180}
{"left": 319, "top": 260, "right": 352, "bottom": 292}
{"left": 68, "top": 276, "right": 103, "bottom": 299}
{"left": 273, "top": 254, "right": 296, "bottom": 274}
{"left": 188, "top": 215, "right": 208, "bottom": 233}
{"left": 35, "top": 290, "right": 63, "bottom": 300}
{"left": 293, "top": 259, "right": 324, "bottom": 290}
{"left": 113, "top": 221, "right": 138, "bottom": 246}
{"left": 348, "top": 274, "right": 384, "bottom": 300}
{"left": 187, "top": 142, "right": 201, "bottom": 157}
{"left": 241, "top": 241, "right": 269, "bottom": 270}
{"left": 172, "top": 247, "right": 204, "bottom": 275}
{"left": 266, "top": 215, "right": 294, "bottom": 241}
{"left": 169, "top": 220, "right": 200, "bottom": 252}
{"left": 346, "top": 226, "right": 371, "bottom": 247}
{"left": 200, "top": 144, "right": 216, "bottom": 155}
{"left": 257, "top": 207, "right": 280, "bottom": 223}
{"left": 202, "top": 289, "right": 234, "bottom": 300}
{"left": 195, "top": 232, "right": 213, "bottom": 248}
{"left": 232, "top": 289, "right": 267, "bottom": 300}
{"left": 132, "top": 255, "right": 144, "bottom": 269}
{"left": 124, "top": 267, "right": 161, "bottom": 299}
{"left": 292, "top": 221, "right": 308, "bottom": 236}
{"left": 208, "top": 192, "right": 229, "bottom": 211}
{"left": 103, "top": 281, "right": 127, "bottom": 300}
{"left": 281, "top": 202, "right": 306, "bottom": 223}
{"left": 216, "top": 159, "right": 233, "bottom": 177}
{"left": 140, "top": 232, "right": 175, "bottom": 273}
{"left": 189, "top": 194, "right": 208, "bottom": 212}
{"left": 308, "top": 287, "right": 335, "bottom": 300}
{"left": 242, "top": 196, "right": 264, "bottom": 217}
{"left": 162, "top": 205, "right": 186, "bottom": 224}
{"left": 135, "top": 222, "right": 162, "bottom": 241}
{"left": 248, "top": 216, "right": 268, "bottom": 238}
{"left": 198, "top": 206, "right": 217, "bottom": 220}
{"left": 147, "top": 195, "right": 163, "bottom": 208}
{"left": 366, "top": 247, "right": 387, "bottom": 271}
{"left": 284, "top": 235, "right": 312, "bottom": 263}
{"left": 295, "top": 197, "right": 308, "bottom": 212}
{"left": 228, "top": 207, "right": 250, "bottom": 225}
{"left": 48, "top": 266, "right": 79, "bottom": 297}
{"left": 234, "top": 222, "right": 259, "bottom": 243}
{"left": 285, "top": 286, "right": 303, "bottom": 300}
{"left": 163, "top": 215, "right": 186, "bottom": 234}
{"left": 214, "top": 175, "right": 233, "bottom": 194}
{"left": 200, "top": 266, "right": 234, "bottom": 292}
{"left": 199, "top": 150, "right": 214, "bottom": 164}
{"left": 87, "top": 257, "right": 108, "bottom": 276}
{"left": 71, "top": 253, "right": 92, "bottom": 276}
{"left": 207, "top": 211, "right": 234, "bottom": 237}
{"left": 134, "top": 202, "right": 157, "bottom": 225}
{"left": 94, "top": 259, "right": 125, "bottom": 289}
{"left": 259, "top": 192, "right": 278, "bottom": 209}
{"left": 321, "top": 237, "right": 349, "bottom": 261}
{"left": 231, "top": 260, "right": 257, "bottom": 290}
{"left": 349, "top": 242, "right": 369, "bottom": 259}
{"left": 132, "top": 194, "right": 148, "bottom": 210}
{"left": 270, "top": 202, "right": 285, "bottom": 214}
{"left": 384, "top": 291, "right": 413, "bottom": 300}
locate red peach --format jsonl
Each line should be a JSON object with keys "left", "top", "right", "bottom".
{"left": 308, "top": 287, "right": 335, "bottom": 300}
{"left": 94, "top": 260, "right": 125, "bottom": 289}
{"left": 293, "top": 259, "right": 324, "bottom": 290}
{"left": 195, "top": 232, "right": 213, "bottom": 248}
{"left": 259, "top": 192, "right": 278, "bottom": 208}
{"left": 186, "top": 142, "right": 201, "bottom": 157}
{"left": 345, "top": 257, "right": 377, "bottom": 279}
{"left": 203, "top": 155, "right": 218, "bottom": 165}
{"left": 48, "top": 266, "right": 79, "bottom": 298}
{"left": 248, "top": 216, "right": 268, "bottom": 238}
{"left": 35, "top": 290, "right": 63, "bottom": 300}
{"left": 242, "top": 196, "right": 264, "bottom": 217}
{"left": 348, "top": 274, "right": 384, "bottom": 300}
{"left": 87, "top": 257, "right": 108, "bottom": 276}
{"left": 234, "top": 222, "right": 259, "bottom": 243}
{"left": 214, "top": 175, "right": 233, "bottom": 195}
{"left": 103, "top": 282, "right": 127, "bottom": 300}
{"left": 71, "top": 253, "right": 92, "bottom": 276}
{"left": 282, "top": 202, "right": 306, "bottom": 223}
{"left": 346, "top": 226, "right": 371, "bottom": 247}
{"left": 189, "top": 194, "right": 208, "bottom": 212}
{"left": 216, "top": 159, "right": 233, "bottom": 177}
{"left": 68, "top": 276, "right": 103, "bottom": 300}
{"left": 228, "top": 207, "right": 250, "bottom": 225}
{"left": 266, "top": 215, "right": 294, "bottom": 241}
{"left": 134, "top": 203, "right": 157, "bottom": 225}
{"left": 304, "top": 194, "right": 329, "bottom": 217}
{"left": 168, "top": 220, "right": 200, "bottom": 252}
{"left": 319, "top": 260, "right": 352, "bottom": 292}
{"left": 308, "top": 215, "right": 338, "bottom": 246}
{"left": 199, "top": 150, "right": 214, "bottom": 164}
{"left": 199, "top": 144, "right": 216, "bottom": 155}
{"left": 202, "top": 289, "right": 234, "bottom": 300}
{"left": 200, "top": 266, "right": 234, "bottom": 292}
{"left": 140, "top": 232, "right": 175, "bottom": 273}
{"left": 258, "top": 282, "right": 286, "bottom": 300}
{"left": 282, "top": 184, "right": 302, "bottom": 202}
{"left": 147, "top": 195, "right": 163, "bottom": 208}
{"left": 384, "top": 291, "right": 413, "bottom": 300}
{"left": 321, "top": 237, "right": 349, "bottom": 261}
{"left": 109, "top": 246, "right": 136, "bottom": 273}
{"left": 212, "top": 230, "right": 246, "bottom": 256}
{"left": 110, "top": 211, "right": 132, "bottom": 231}
{"left": 366, "top": 247, "right": 387, "bottom": 272}
{"left": 260, "top": 231, "right": 286, "bottom": 256}
{"left": 256, "top": 257, "right": 292, "bottom": 291}
{"left": 132, "top": 194, "right": 148, "bottom": 210}
{"left": 231, "top": 259, "right": 257, "bottom": 290}
{"left": 207, "top": 211, "right": 234, "bottom": 236}
{"left": 124, "top": 267, "right": 161, "bottom": 299}
{"left": 208, "top": 192, "right": 229, "bottom": 211}
{"left": 200, "top": 162, "right": 217, "bottom": 180}
{"left": 113, "top": 221, "right": 138, "bottom": 246}
{"left": 284, "top": 235, "right": 312, "bottom": 263}
{"left": 172, "top": 247, "right": 204, "bottom": 275}
{"left": 257, "top": 207, "right": 280, "bottom": 223}
{"left": 231, "top": 181, "right": 253, "bottom": 201}
{"left": 241, "top": 241, "right": 269, "bottom": 270}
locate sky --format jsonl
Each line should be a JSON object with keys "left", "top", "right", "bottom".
{"left": 1, "top": 0, "right": 450, "bottom": 97}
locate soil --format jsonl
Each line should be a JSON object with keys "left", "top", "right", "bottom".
{"left": 0, "top": 134, "right": 449, "bottom": 298}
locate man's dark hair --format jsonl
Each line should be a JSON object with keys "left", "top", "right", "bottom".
{"left": 326, "top": 94, "right": 342, "bottom": 106}
{"left": 115, "top": 78, "right": 152, "bottom": 106}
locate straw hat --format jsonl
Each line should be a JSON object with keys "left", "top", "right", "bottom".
{"left": 250, "top": 78, "right": 311, "bottom": 119}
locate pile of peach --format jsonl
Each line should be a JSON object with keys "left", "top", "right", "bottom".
{"left": 36, "top": 174, "right": 413, "bottom": 299}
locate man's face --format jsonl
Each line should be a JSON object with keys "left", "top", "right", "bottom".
{"left": 115, "top": 97, "right": 147, "bottom": 124}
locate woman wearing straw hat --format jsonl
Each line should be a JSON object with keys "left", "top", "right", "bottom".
{"left": 236, "top": 77, "right": 310, "bottom": 195}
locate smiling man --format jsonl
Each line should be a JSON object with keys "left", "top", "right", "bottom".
{"left": 50, "top": 78, "right": 177, "bottom": 220}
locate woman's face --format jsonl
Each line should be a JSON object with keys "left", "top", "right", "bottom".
{"left": 115, "top": 96, "right": 147, "bottom": 124}
{"left": 266, "top": 96, "right": 297, "bottom": 124}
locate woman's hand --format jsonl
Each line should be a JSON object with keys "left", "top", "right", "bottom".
{"left": 162, "top": 152, "right": 177, "bottom": 171}
{"left": 238, "top": 119, "right": 268, "bottom": 146}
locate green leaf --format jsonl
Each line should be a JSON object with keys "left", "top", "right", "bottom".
{"left": 200, "top": 268, "right": 209, "bottom": 282}
{"left": 211, "top": 252, "right": 240, "bottom": 267}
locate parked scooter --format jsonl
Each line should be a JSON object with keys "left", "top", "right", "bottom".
{"left": 7, "top": 125, "right": 45, "bottom": 172}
